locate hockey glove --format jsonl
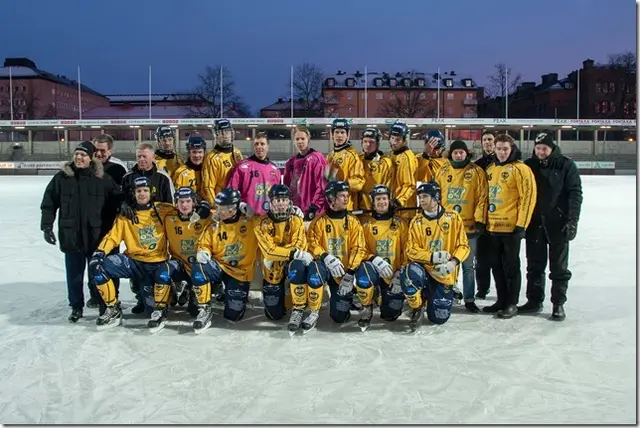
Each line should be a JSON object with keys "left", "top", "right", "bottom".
{"left": 388, "top": 271, "right": 402, "bottom": 295}
{"left": 239, "top": 202, "right": 254, "bottom": 218}
{"left": 563, "top": 220, "right": 578, "bottom": 241}
{"left": 190, "top": 200, "right": 211, "bottom": 223}
{"left": 196, "top": 249, "right": 211, "bottom": 264}
{"left": 431, "top": 250, "right": 451, "bottom": 264}
{"left": 120, "top": 201, "right": 136, "bottom": 221}
{"left": 434, "top": 260, "right": 457, "bottom": 277}
{"left": 304, "top": 205, "right": 319, "bottom": 221}
{"left": 89, "top": 250, "right": 105, "bottom": 270}
{"left": 43, "top": 228, "right": 57, "bottom": 246}
{"left": 337, "top": 273, "right": 354, "bottom": 296}
{"left": 323, "top": 254, "right": 345, "bottom": 278}
{"left": 293, "top": 249, "right": 314, "bottom": 266}
{"left": 391, "top": 198, "right": 402, "bottom": 211}
{"left": 372, "top": 256, "right": 394, "bottom": 278}
{"left": 474, "top": 222, "right": 486, "bottom": 235}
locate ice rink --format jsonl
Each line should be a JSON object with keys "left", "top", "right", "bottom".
{"left": 0, "top": 174, "right": 636, "bottom": 424}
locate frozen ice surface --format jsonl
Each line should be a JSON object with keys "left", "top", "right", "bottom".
{"left": 0, "top": 175, "right": 635, "bottom": 424}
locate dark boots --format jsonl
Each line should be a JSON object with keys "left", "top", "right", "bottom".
{"left": 551, "top": 304, "right": 565, "bottom": 321}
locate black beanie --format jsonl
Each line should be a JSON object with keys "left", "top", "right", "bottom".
{"left": 534, "top": 132, "right": 556, "bottom": 149}
{"left": 449, "top": 140, "right": 469, "bottom": 153}
{"left": 75, "top": 141, "right": 95, "bottom": 157}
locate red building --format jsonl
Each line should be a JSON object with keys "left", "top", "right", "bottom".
{"left": 322, "top": 70, "right": 483, "bottom": 119}
{"left": 0, "top": 57, "right": 109, "bottom": 120}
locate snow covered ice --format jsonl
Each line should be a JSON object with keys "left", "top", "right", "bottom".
{"left": 0, "top": 175, "right": 635, "bottom": 424}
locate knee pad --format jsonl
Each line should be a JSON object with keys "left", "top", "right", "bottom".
{"left": 156, "top": 269, "right": 172, "bottom": 285}
{"left": 355, "top": 262, "right": 376, "bottom": 288}
{"left": 224, "top": 285, "right": 249, "bottom": 321}
{"left": 307, "top": 262, "right": 325, "bottom": 288}
{"left": 92, "top": 263, "right": 109, "bottom": 285}
{"left": 428, "top": 296, "right": 453, "bottom": 325}
{"left": 287, "top": 260, "right": 307, "bottom": 284}
{"left": 401, "top": 263, "right": 424, "bottom": 295}
{"left": 191, "top": 268, "right": 208, "bottom": 287}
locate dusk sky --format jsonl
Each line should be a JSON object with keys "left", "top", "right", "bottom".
{"left": 1, "top": 0, "right": 636, "bottom": 112}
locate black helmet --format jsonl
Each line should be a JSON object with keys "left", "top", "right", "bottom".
{"left": 369, "top": 184, "right": 392, "bottom": 202}
{"left": 417, "top": 181, "right": 441, "bottom": 203}
{"left": 325, "top": 180, "right": 349, "bottom": 202}
{"left": 175, "top": 186, "right": 197, "bottom": 202}
{"left": 268, "top": 184, "right": 293, "bottom": 220}
{"left": 362, "top": 127, "right": 381, "bottom": 144}
{"left": 214, "top": 187, "right": 241, "bottom": 207}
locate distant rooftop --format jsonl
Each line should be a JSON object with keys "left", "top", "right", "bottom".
{"left": 260, "top": 98, "right": 321, "bottom": 111}
{"left": 83, "top": 104, "right": 240, "bottom": 119}
{"left": 0, "top": 57, "right": 107, "bottom": 98}
{"left": 323, "top": 70, "right": 480, "bottom": 90}
{"left": 106, "top": 93, "right": 203, "bottom": 104}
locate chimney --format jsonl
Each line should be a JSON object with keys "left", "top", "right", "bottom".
{"left": 4, "top": 57, "right": 37, "bottom": 69}
{"left": 582, "top": 59, "right": 594, "bottom": 69}
{"left": 277, "top": 97, "right": 284, "bottom": 103}
{"left": 541, "top": 73, "right": 558, "bottom": 85}
{"left": 520, "top": 82, "right": 536, "bottom": 90}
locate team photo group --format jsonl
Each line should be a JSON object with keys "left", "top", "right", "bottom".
{"left": 39, "top": 117, "right": 583, "bottom": 335}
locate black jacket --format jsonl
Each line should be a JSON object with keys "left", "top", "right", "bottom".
{"left": 40, "top": 161, "right": 119, "bottom": 254}
{"left": 122, "top": 163, "right": 175, "bottom": 205}
{"left": 100, "top": 157, "right": 128, "bottom": 237}
{"left": 524, "top": 146, "right": 583, "bottom": 229}
{"left": 474, "top": 152, "right": 494, "bottom": 170}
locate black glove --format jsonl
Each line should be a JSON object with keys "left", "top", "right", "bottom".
{"left": 512, "top": 226, "right": 526, "bottom": 239}
{"left": 563, "top": 220, "right": 578, "bottom": 241}
{"left": 120, "top": 201, "right": 136, "bottom": 221}
{"left": 195, "top": 200, "right": 211, "bottom": 219}
{"left": 88, "top": 250, "right": 105, "bottom": 271}
{"left": 43, "top": 228, "right": 57, "bottom": 245}
{"left": 474, "top": 222, "right": 486, "bottom": 235}
{"left": 304, "top": 204, "right": 319, "bottom": 221}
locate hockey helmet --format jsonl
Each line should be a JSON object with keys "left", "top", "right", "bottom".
{"left": 389, "top": 121, "right": 409, "bottom": 140}
{"left": 214, "top": 119, "right": 234, "bottom": 148}
{"left": 175, "top": 186, "right": 197, "bottom": 202}
{"left": 325, "top": 180, "right": 349, "bottom": 201}
{"left": 417, "top": 181, "right": 441, "bottom": 203}
{"left": 133, "top": 176, "right": 152, "bottom": 190}
{"left": 214, "top": 187, "right": 241, "bottom": 207}
{"left": 268, "top": 184, "right": 293, "bottom": 220}
{"left": 186, "top": 135, "right": 206, "bottom": 151}
{"left": 426, "top": 129, "right": 445, "bottom": 150}
{"left": 331, "top": 118, "right": 351, "bottom": 132}
{"left": 155, "top": 126, "right": 175, "bottom": 141}
{"left": 369, "top": 184, "right": 392, "bottom": 202}
{"left": 362, "top": 127, "right": 381, "bottom": 144}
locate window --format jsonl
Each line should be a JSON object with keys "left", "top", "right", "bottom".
{"left": 417, "top": 78, "right": 425, "bottom": 87}
{"left": 18, "top": 113, "right": 25, "bottom": 119}
{"left": 390, "top": 93, "right": 396, "bottom": 99}
{"left": 446, "top": 92, "right": 454, "bottom": 100}
{"left": 609, "top": 102, "right": 616, "bottom": 113}
{"left": 595, "top": 102, "right": 600, "bottom": 114}
{"left": 432, "top": 93, "right": 437, "bottom": 100}
{"left": 602, "top": 83, "right": 609, "bottom": 94}
{"left": 374, "top": 78, "right": 382, "bottom": 87}
{"left": 608, "top": 82, "right": 615, "bottom": 93}
{"left": 347, "top": 92, "right": 354, "bottom": 100}
{"left": 565, "top": 82, "right": 574, "bottom": 89}
{"left": 21, "top": 85, "right": 26, "bottom": 92}
{"left": 635, "top": 102, "right": 637, "bottom": 115}
{"left": 419, "top": 93, "right": 426, "bottom": 100}
{"left": 376, "top": 93, "right": 383, "bottom": 100}
{"left": 405, "top": 94, "right": 409, "bottom": 100}
{"left": 595, "top": 82, "right": 602, "bottom": 93}
{"left": 389, "top": 79, "right": 397, "bottom": 87}
{"left": 600, "top": 101, "right": 608, "bottom": 113}
{"left": 445, "top": 79, "right": 453, "bottom": 88}
{"left": 465, "top": 92, "right": 474, "bottom": 100}
{"left": 52, "top": 88, "right": 55, "bottom": 95}
{"left": 360, "top": 93, "right": 365, "bottom": 99}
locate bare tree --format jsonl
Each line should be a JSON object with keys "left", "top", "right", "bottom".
{"left": 284, "top": 63, "right": 325, "bottom": 117}
{"left": 185, "top": 66, "right": 251, "bottom": 118}
{"left": 376, "top": 90, "right": 437, "bottom": 118}
{"left": 607, "top": 51, "right": 636, "bottom": 119}
{"left": 486, "top": 63, "right": 522, "bottom": 98}
{"left": 4, "top": 82, "right": 55, "bottom": 140}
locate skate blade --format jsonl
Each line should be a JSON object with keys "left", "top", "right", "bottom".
{"left": 193, "top": 321, "right": 212, "bottom": 335}
{"left": 288, "top": 329, "right": 298, "bottom": 338}
{"left": 96, "top": 318, "right": 122, "bottom": 331}
{"left": 301, "top": 326, "right": 316, "bottom": 335}
{"left": 359, "top": 323, "right": 370, "bottom": 332}
{"left": 148, "top": 321, "right": 166, "bottom": 334}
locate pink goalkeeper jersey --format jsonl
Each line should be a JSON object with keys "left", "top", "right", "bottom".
{"left": 283, "top": 148, "right": 327, "bottom": 217}
{"left": 226, "top": 155, "right": 282, "bottom": 215}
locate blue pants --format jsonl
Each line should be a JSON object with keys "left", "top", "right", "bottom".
{"left": 400, "top": 262, "right": 454, "bottom": 325}
{"left": 64, "top": 250, "right": 97, "bottom": 310}
{"left": 356, "top": 261, "right": 405, "bottom": 321}
{"left": 308, "top": 260, "right": 352, "bottom": 324}
{"left": 91, "top": 253, "right": 165, "bottom": 314}
{"left": 461, "top": 236, "right": 478, "bottom": 302}
{"left": 191, "top": 260, "right": 250, "bottom": 322}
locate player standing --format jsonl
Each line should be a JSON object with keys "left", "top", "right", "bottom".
{"left": 358, "top": 128, "right": 393, "bottom": 213}
{"left": 416, "top": 129, "right": 448, "bottom": 183}
{"left": 387, "top": 121, "right": 418, "bottom": 219}
{"left": 401, "top": 182, "right": 470, "bottom": 331}
{"left": 201, "top": 119, "right": 244, "bottom": 205}
{"left": 153, "top": 126, "right": 184, "bottom": 178}
{"left": 474, "top": 130, "right": 496, "bottom": 299}
{"left": 324, "top": 119, "right": 365, "bottom": 211}
{"left": 173, "top": 135, "right": 207, "bottom": 199}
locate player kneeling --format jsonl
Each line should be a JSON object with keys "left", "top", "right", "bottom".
{"left": 156, "top": 187, "right": 212, "bottom": 320}
{"left": 190, "top": 188, "right": 258, "bottom": 333}
{"left": 354, "top": 185, "right": 409, "bottom": 331}
{"left": 306, "top": 181, "right": 367, "bottom": 330}
{"left": 400, "top": 182, "right": 470, "bottom": 331}
{"left": 254, "top": 185, "right": 315, "bottom": 334}
{"left": 89, "top": 177, "right": 176, "bottom": 331}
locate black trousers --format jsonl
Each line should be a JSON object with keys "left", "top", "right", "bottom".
{"left": 475, "top": 233, "right": 492, "bottom": 295}
{"left": 488, "top": 234, "right": 523, "bottom": 308}
{"left": 525, "top": 223, "right": 572, "bottom": 305}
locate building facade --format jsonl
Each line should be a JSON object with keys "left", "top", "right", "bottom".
{"left": 0, "top": 58, "right": 109, "bottom": 121}
{"left": 321, "top": 70, "right": 483, "bottom": 119}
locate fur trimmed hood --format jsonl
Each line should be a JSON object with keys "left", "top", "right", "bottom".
{"left": 62, "top": 159, "right": 104, "bottom": 178}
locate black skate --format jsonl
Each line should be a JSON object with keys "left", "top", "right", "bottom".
{"left": 408, "top": 307, "right": 424, "bottom": 332}
{"left": 287, "top": 308, "right": 304, "bottom": 337}
{"left": 301, "top": 310, "right": 319, "bottom": 334}
{"left": 452, "top": 286, "right": 463, "bottom": 303}
{"left": 148, "top": 308, "right": 168, "bottom": 334}
{"left": 131, "top": 299, "right": 145, "bottom": 314}
{"left": 96, "top": 304, "right": 123, "bottom": 331}
{"left": 358, "top": 305, "right": 373, "bottom": 332}
{"left": 176, "top": 281, "right": 189, "bottom": 306}
{"left": 68, "top": 308, "right": 83, "bottom": 323}
{"left": 193, "top": 304, "right": 214, "bottom": 334}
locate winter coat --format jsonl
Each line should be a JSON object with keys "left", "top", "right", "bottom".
{"left": 40, "top": 161, "right": 119, "bottom": 254}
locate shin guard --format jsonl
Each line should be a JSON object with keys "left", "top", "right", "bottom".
{"left": 96, "top": 279, "right": 118, "bottom": 306}
{"left": 289, "top": 282, "right": 308, "bottom": 309}
{"left": 307, "top": 285, "right": 324, "bottom": 311}
{"left": 153, "top": 283, "right": 172, "bottom": 308}
{"left": 193, "top": 283, "right": 212, "bottom": 305}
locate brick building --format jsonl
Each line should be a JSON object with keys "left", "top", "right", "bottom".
{"left": 259, "top": 98, "right": 322, "bottom": 118}
{"left": 0, "top": 57, "right": 108, "bottom": 121}
{"left": 321, "top": 70, "right": 483, "bottom": 119}
{"left": 106, "top": 93, "right": 204, "bottom": 107}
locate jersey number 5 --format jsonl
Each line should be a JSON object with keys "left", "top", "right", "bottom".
{"left": 372, "top": 226, "right": 378, "bottom": 235}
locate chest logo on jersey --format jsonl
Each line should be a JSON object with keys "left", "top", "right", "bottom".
{"left": 375, "top": 239, "right": 394, "bottom": 258}
{"left": 240, "top": 225, "right": 247, "bottom": 234}
{"left": 180, "top": 239, "right": 196, "bottom": 256}
{"left": 368, "top": 163, "right": 377, "bottom": 172}
{"left": 327, "top": 237, "right": 345, "bottom": 257}
{"left": 464, "top": 171, "right": 473, "bottom": 181}
{"left": 138, "top": 225, "right": 159, "bottom": 248}
{"left": 440, "top": 222, "right": 450, "bottom": 232}
{"left": 223, "top": 243, "right": 244, "bottom": 267}
{"left": 501, "top": 172, "right": 509, "bottom": 182}
{"left": 428, "top": 239, "right": 443, "bottom": 253}
{"left": 446, "top": 187, "right": 467, "bottom": 204}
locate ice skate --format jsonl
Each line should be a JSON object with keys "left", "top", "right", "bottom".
{"left": 301, "top": 310, "right": 319, "bottom": 334}
{"left": 193, "top": 304, "right": 214, "bottom": 334}
{"left": 148, "top": 308, "right": 167, "bottom": 334}
{"left": 287, "top": 308, "right": 304, "bottom": 337}
{"left": 68, "top": 308, "right": 83, "bottom": 323}
{"left": 408, "top": 307, "right": 424, "bottom": 332}
{"left": 358, "top": 305, "right": 373, "bottom": 332}
{"left": 452, "top": 286, "right": 463, "bottom": 303}
{"left": 96, "top": 304, "right": 123, "bottom": 331}
{"left": 176, "top": 281, "right": 189, "bottom": 306}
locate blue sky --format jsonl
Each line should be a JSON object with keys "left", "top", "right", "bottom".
{"left": 0, "top": 0, "right": 635, "bottom": 111}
